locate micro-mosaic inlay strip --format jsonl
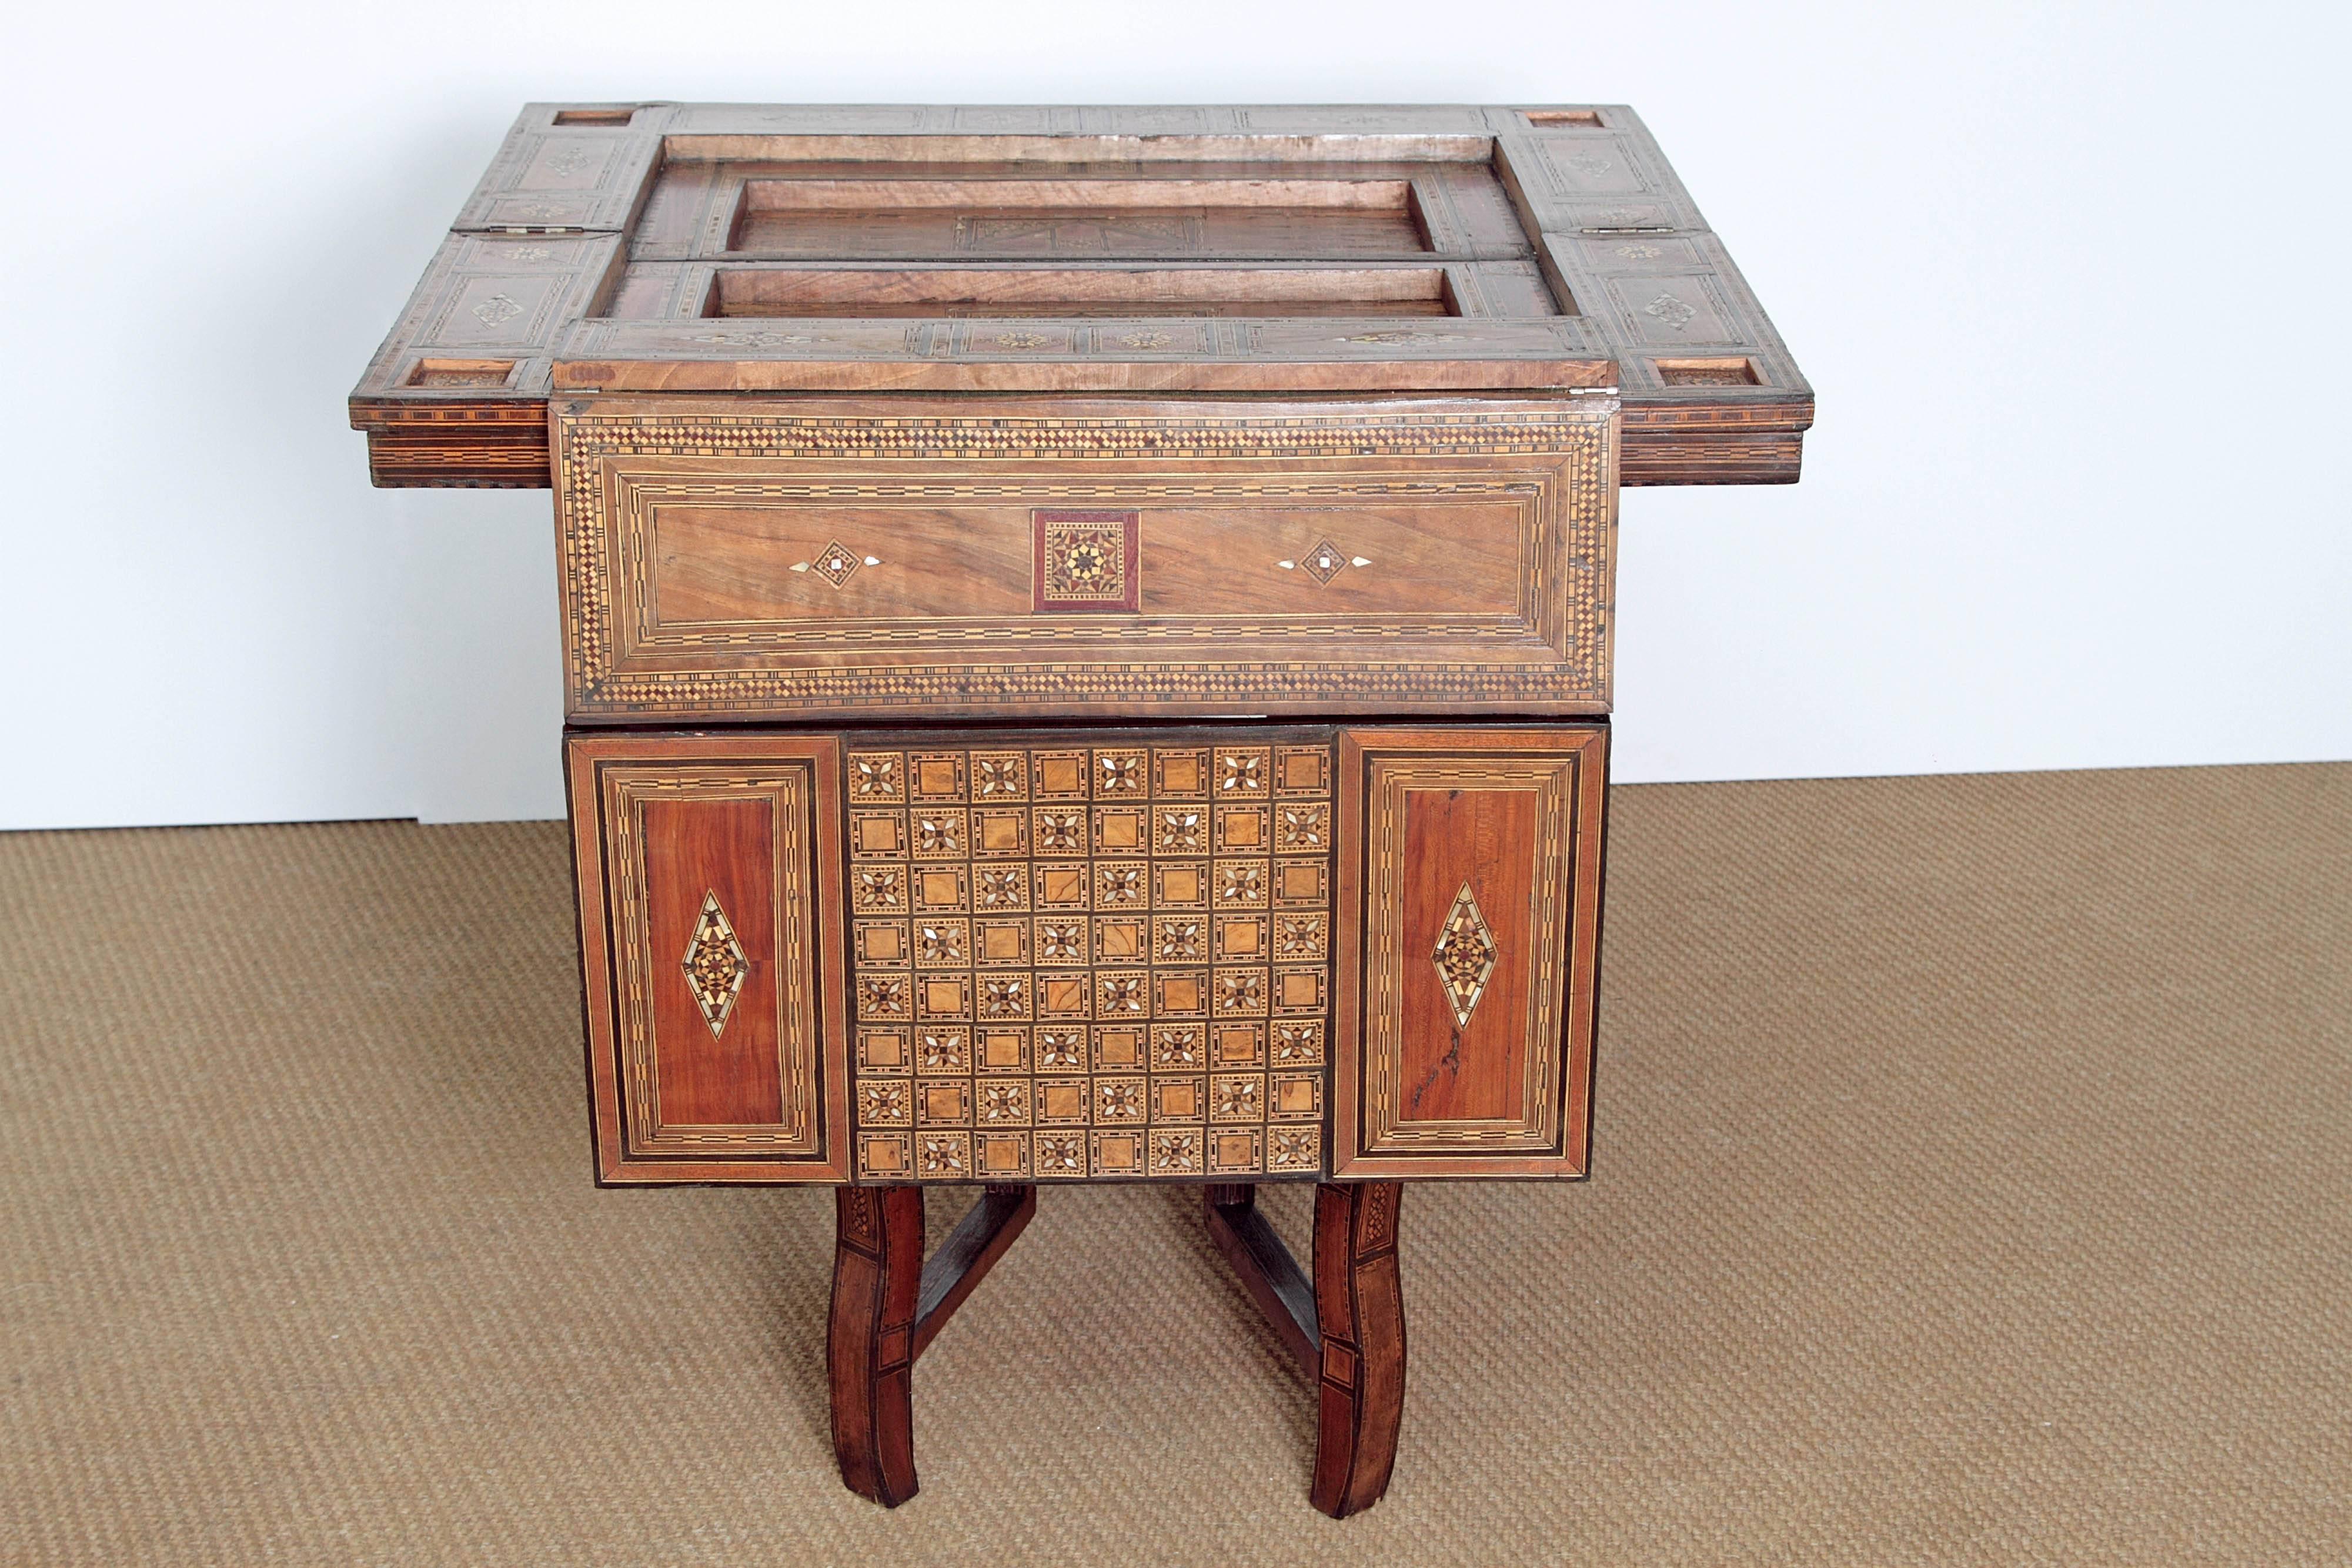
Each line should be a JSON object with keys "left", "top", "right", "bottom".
{"left": 846, "top": 737, "right": 1336, "bottom": 1183}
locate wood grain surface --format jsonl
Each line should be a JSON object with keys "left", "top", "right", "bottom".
{"left": 1394, "top": 783, "right": 1539, "bottom": 1125}
{"left": 1311, "top": 1180, "right": 1406, "bottom": 1517}
{"left": 639, "top": 795, "right": 782, "bottom": 1127}
{"left": 567, "top": 731, "right": 850, "bottom": 1183}
{"left": 553, "top": 396, "right": 1617, "bottom": 723}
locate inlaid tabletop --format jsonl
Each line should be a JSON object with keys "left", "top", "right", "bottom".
{"left": 351, "top": 103, "right": 1810, "bottom": 489}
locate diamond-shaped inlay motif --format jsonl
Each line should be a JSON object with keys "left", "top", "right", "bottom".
{"left": 680, "top": 890, "right": 749, "bottom": 1038}
{"left": 1299, "top": 537, "right": 1347, "bottom": 585}
{"left": 1432, "top": 881, "right": 1499, "bottom": 1029}
{"left": 808, "top": 539, "right": 861, "bottom": 589}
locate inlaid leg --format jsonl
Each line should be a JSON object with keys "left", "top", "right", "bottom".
{"left": 1310, "top": 1181, "right": 1406, "bottom": 1519}
{"left": 828, "top": 1185, "right": 923, "bottom": 1506}
{"left": 828, "top": 1183, "right": 1037, "bottom": 1508}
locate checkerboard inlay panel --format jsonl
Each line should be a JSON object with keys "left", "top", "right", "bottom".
{"left": 849, "top": 737, "right": 1332, "bottom": 1182}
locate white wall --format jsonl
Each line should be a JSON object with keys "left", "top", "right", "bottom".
{"left": 2, "top": 1, "right": 2345, "bottom": 828}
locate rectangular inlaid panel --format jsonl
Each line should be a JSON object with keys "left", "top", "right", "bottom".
{"left": 652, "top": 264, "right": 1529, "bottom": 320}
{"left": 723, "top": 177, "right": 1432, "bottom": 261}
{"left": 1333, "top": 726, "right": 1608, "bottom": 1178}
{"left": 568, "top": 733, "right": 851, "bottom": 1183}
{"left": 843, "top": 733, "right": 1336, "bottom": 1184}
{"left": 553, "top": 395, "right": 1618, "bottom": 723}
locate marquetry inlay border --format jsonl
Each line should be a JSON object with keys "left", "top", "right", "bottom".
{"left": 1334, "top": 726, "right": 1608, "bottom": 1179}
{"left": 603, "top": 765, "right": 823, "bottom": 1156}
{"left": 553, "top": 396, "right": 1617, "bottom": 721}
{"left": 569, "top": 733, "right": 852, "bottom": 1183}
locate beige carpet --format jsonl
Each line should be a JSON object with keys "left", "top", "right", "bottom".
{"left": 2, "top": 764, "right": 2347, "bottom": 1566}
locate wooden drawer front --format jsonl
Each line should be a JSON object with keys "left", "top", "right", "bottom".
{"left": 1334, "top": 726, "right": 1606, "bottom": 1178}
{"left": 569, "top": 734, "right": 851, "bottom": 1183}
{"left": 554, "top": 396, "right": 1616, "bottom": 723}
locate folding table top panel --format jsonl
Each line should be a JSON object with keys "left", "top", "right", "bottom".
{"left": 352, "top": 103, "right": 1810, "bottom": 489}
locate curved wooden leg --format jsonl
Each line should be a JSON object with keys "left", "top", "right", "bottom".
{"left": 829, "top": 1185, "right": 923, "bottom": 1507}
{"left": 828, "top": 1183, "right": 1037, "bottom": 1508}
{"left": 1310, "top": 1181, "right": 1405, "bottom": 1519}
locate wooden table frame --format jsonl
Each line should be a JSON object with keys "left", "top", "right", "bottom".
{"left": 352, "top": 98, "right": 1809, "bottom": 1524}
{"left": 830, "top": 1180, "right": 1406, "bottom": 1517}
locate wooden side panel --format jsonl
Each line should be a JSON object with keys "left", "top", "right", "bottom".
{"left": 569, "top": 731, "right": 850, "bottom": 1183}
{"left": 1395, "top": 785, "right": 1538, "bottom": 1124}
{"left": 1334, "top": 726, "right": 1606, "bottom": 1178}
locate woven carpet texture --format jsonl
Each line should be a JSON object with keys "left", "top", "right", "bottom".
{"left": 2, "top": 764, "right": 2346, "bottom": 1565}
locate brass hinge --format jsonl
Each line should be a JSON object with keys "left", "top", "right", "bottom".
{"left": 1579, "top": 225, "right": 1675, "bottom": 235}
{"left": 500, "top": 225, "right": 587, "bottom": 236}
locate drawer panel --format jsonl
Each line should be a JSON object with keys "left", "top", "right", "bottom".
{"left": 642, "top": 494, "right": 1530, "bottom": 624}
{"left": 1333, "top": 726, "right": 1605, "bottom": 1178}
{"left": 554, "top": 396, "right": 1617, "bottom": 723}
{"left": 566, "top": 721, "right": 1603, "bottom": 1185}
{"left": 568, "top": 733, "right": 852, "bottom": 1183}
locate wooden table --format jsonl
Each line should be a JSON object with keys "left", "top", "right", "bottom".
{"left": 352, "top": 101, "right": 1809, "bottom": 1516}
